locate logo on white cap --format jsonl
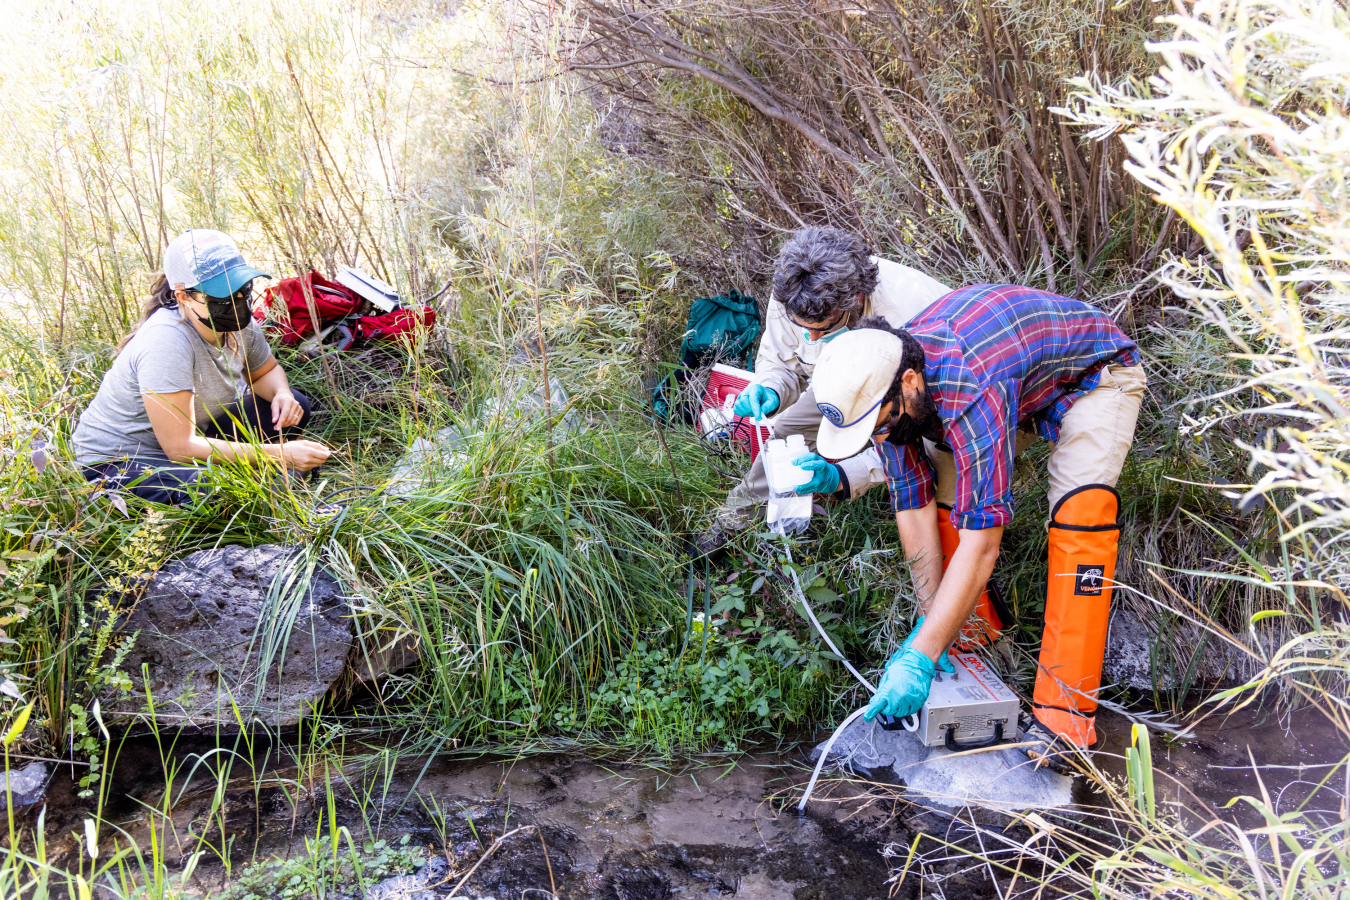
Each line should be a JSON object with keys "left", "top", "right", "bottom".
{"left": 818, "top": 402, "right": 845, "bottom": 426}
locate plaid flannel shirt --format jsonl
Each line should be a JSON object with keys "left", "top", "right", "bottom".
{"left": 876, "top": 285, "right": 1140, "bottom": 530}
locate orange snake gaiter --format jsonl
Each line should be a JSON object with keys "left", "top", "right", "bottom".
{"left": 1032, "top": 485, "right": 1121, "bottom": 747}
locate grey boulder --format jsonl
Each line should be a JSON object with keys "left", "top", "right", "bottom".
{"left": 363, "top": 874, "right": 437, "bottom": 900}
{"left": 1103, "top": 603, "right": 1254, "bottom": 693}
{"left": 0, "top": 762, "right": 46, "bottom": 810}
{"left": 351, "top": 629, "right": 422, "bottom": 685}
{"left": 365, "top": 857, "right": 450, "bottom": 900}
{"left": 102, "top": 544, "right": 352, "bottom": 730}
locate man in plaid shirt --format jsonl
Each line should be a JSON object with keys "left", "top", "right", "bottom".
{"left": 811, "top": 284, "right": 1145, "bottom": 768}
{"left": 696, "top": 226, "right": 951, "bottom": 561}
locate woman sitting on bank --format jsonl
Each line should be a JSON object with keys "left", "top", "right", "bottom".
{"left": 72, "top": 229, "right": 332, "bottom": 504}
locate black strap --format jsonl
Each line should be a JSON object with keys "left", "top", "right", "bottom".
{"left": 1048, "top": 522, "right": 1122, "bottom": 533}
{"left": 1048, "top": 483, "right": 1121, "bottom": 526}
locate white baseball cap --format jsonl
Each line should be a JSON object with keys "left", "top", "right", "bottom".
{"left": 163, "top": 229, "right": 270, "bottom": 297}
{"left": 812, "top": 329, "right": 906, "bottom": 459}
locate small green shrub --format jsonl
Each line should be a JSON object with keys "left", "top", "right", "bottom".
{"left": 218, "top": 835, "right": 426, "bottom": 900}
{"left": 575, "top": 633, "right": 817, "bottom": 754}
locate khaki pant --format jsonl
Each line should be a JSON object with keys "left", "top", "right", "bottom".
{"left": 924, "top": 365, "right": 1147, "bottom": 514}
{"left": 714, "top": 384, "right": 887, "bottom": 530}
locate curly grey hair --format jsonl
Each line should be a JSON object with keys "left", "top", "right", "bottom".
{"left": 772, "top": 226, "right": 879, "bottom": 322}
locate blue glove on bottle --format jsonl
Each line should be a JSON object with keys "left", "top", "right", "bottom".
{"left": 732, "top": 384, "right": 779, "bottom": 421}
{"left": 900, "top": 615, "right": 956, "bottom": 674}
{"left": 791, "top": 453, "right": 841, "bottom": 495}
{"left": 863, "top": 648, "right": 936, "bottom": 722}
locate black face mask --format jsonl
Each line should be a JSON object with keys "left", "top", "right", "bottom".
{"left": 885, "top": 388, "right": 943, "bottom": 446}
{"left": 193, "top": 286, "right": 253, "bottom": 333}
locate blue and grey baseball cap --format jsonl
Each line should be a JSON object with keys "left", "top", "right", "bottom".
{"left": 163, "top": 229, "right": 270, "bottom": 298}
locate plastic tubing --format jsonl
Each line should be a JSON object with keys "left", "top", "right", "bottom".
{"left": 797, "top": 708, "right": 867, "bottom": 813}
{"left": 786, "top": 551, "right": 874, "bottom": 693}
{"left": 786, "top": 542, "right": 917, "bottom": 812}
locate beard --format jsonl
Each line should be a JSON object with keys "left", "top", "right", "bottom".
{"left": 885, "top": 388, "right": 943, "bottom": 446}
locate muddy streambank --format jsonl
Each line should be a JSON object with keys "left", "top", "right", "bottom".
{"left": 21, "top": 704, "right": 1348, "bottom": 899}
{"left": 38, "top": 747, "right": 906, "bottom": 899}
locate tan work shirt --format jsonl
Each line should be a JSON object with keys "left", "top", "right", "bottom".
{"left": 752, "top": 257, "right": 952, "bottom": 411}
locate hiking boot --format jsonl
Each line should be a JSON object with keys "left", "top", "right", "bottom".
{"left": 692, "top": 522, "right": 732, "bottom": 563}
{"left": 1021, "top": 720, "right": 1084, "bottom": 775}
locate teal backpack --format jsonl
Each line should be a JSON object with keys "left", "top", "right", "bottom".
{"left": 653, "top": 289, "right": 761, "bottom": 421}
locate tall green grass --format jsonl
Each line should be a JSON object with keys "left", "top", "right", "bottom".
{"left": 0, "top": 0, "right": 734, "bottom": 757}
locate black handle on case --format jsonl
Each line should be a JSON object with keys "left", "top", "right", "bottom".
{"left": 942, "top": 721, "right": 1005, "bottom": 751}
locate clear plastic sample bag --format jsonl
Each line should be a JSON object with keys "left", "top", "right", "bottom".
{"left": 764, "top": 435, "right": 812, "bottom": 535}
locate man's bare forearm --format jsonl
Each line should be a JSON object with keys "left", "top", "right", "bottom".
{"left": 910, "top": 526, "right": 1002, "bottom": 661}
{"left": 895, "top": 501, "right": 944, "bottom": 609}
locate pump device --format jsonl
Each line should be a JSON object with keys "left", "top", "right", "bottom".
{"left": 790, "top": 545, "right": 1023, "bottom": 812}
{"left": 878, "top": 652, "right": 1019, "bottom": 749}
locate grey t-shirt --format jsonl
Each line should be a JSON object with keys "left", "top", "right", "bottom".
{"left": 72, "top": 308, "right": 274, "bottom": 465}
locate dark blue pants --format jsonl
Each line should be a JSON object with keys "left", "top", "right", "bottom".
{"left": 82, "top": 391, "right": 312, "bottom": 505}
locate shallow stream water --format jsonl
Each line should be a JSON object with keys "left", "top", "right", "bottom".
{"left": 20, "top": 703, "right": 1347, "bottom": 899}
{"left": 1094, "top": 703, "right": 1346, "bottom": 831}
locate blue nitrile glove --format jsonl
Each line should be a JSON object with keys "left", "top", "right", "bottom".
{"left": 792, "top": 453, "right": 841, "bottom": 495}
{"left": 900, "top": 615, "right": 956, "bottom": 673}
{"left": 863, "top": 648, "right": 936, "bottom": 722}
{"left": 732, "top": 384, "right": 780, "bottom": 421}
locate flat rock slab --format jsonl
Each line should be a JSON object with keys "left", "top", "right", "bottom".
{"left": 103, "top": 544, "right": 351, "bottom": 730}
{"left": 812, "top": 716, "right": 1072, "bottom": 812}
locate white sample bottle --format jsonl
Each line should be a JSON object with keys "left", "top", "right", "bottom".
{"left": 764, "top": 437, "right": 812, "bottom": 498}
{"left": 764, "top": 436, "right": 813, "bottom": 534}
{"left": 784, "top": 434, "right": 811, "bottom": 488}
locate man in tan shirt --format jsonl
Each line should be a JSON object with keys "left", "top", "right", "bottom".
{"left": 697, "top": 226, "right": 951, "bottom": 559}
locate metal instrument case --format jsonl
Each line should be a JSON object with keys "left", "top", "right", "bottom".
{"left": 917, "top": 652, "right": 1020, "bottom": 747}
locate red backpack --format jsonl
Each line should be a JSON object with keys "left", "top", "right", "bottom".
{"left": 256, "top": 270, "right": 435, "bottom": 347}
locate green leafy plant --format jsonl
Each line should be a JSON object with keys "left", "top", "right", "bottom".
{"left": 217, "top": 835, "right": 427, "bottom": 900}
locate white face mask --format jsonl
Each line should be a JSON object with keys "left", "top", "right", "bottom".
{"left": 802, "top": 325, "right": 850, "bottom": 346}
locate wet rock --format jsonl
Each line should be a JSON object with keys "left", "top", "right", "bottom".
{"left": 363, "top": 873, "right": 436, "bottom": 900}
{"left": 602, "top": 864, "right": 672, "bottom": 899}
{"left": 0, "top": 762, "right": 46, "bottom": 809}
{"left": 812, "top": 718, "right": 1072, "bottom": 812}
{"left": 363, "top": 851, "right": 450, "bottom": 899}
{"left": 351, "top": 629, "right": 422, "bottom": 684}
{"left": 101, "top": 544, "right": 351, "bottom": 730}
{"left": 735, "top": 872, "right": 803, "bottom": 899}
{"left": 1104, "top": 604, "right": 1248, "bottom": 692}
